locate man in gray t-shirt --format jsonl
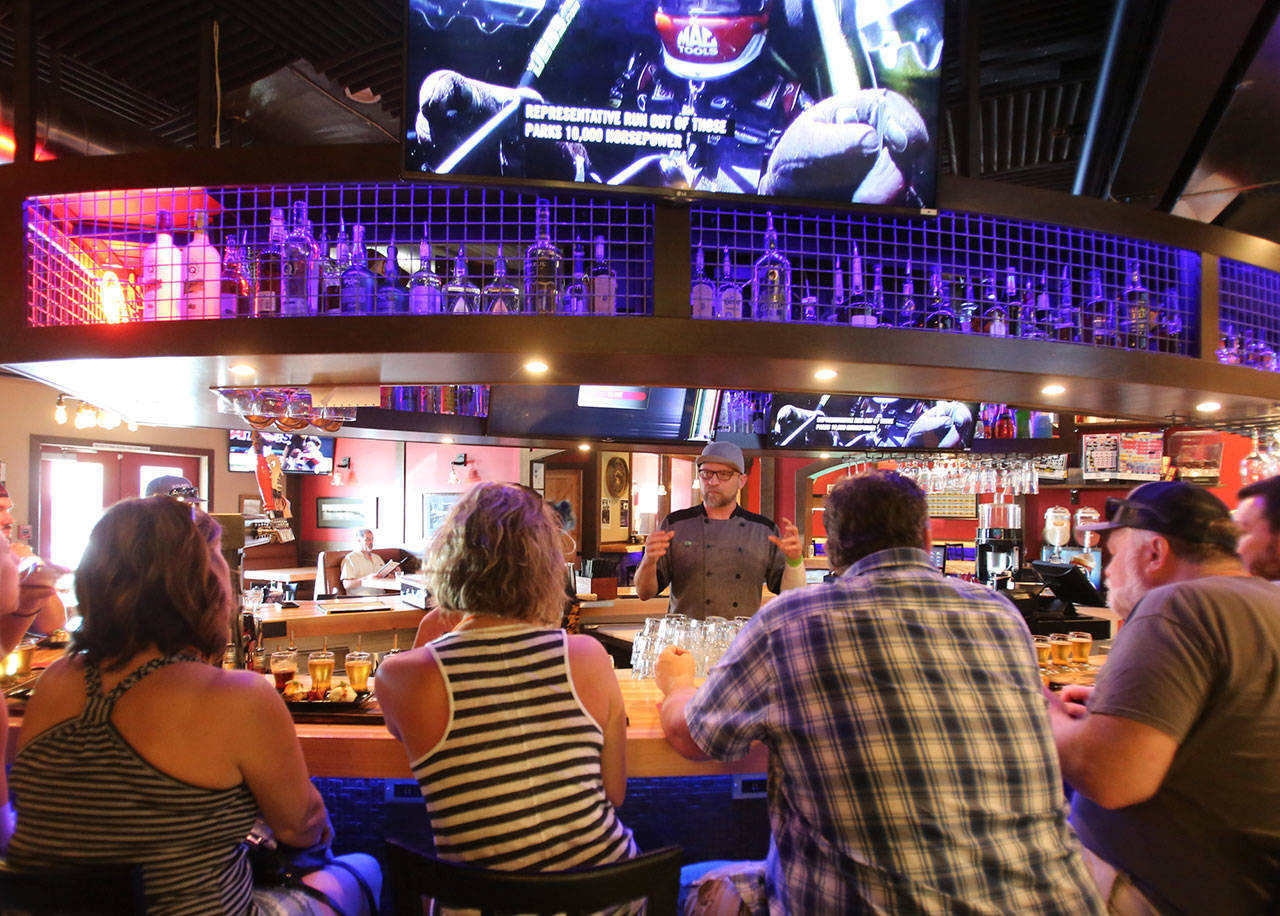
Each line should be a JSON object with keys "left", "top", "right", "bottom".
{"left": 1049, "top": 481, "right": 1280, "bottom": 914}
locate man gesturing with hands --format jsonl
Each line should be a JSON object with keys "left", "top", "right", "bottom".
{"left": 634, "top": 442, "right": 804, "bottom": 620}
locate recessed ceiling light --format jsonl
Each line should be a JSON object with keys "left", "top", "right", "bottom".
{"left": 229, "top": 363, "right": 256, "bottom": 377}
{"left": 1196, "top": 400, "right": 1221, "bottom": 413}
{"left": 525, "top": 359, "right": 549, "bottom": 374}
{"left": 441, "top": 436, "right": 454, "bottom": 444}
{"left": 577, "top": 443, "right": 591, "bottom": 452}
{"left": 814, "top": 368, "right": 837, "bottom": 382}
{"left": 1041, "top": 383, "right": 1066, "bottom": 396}
{"left": 819, "top": 452, "right": 830, "bottom": 459}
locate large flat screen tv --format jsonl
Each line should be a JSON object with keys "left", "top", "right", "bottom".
{"left": 486, "top": 385, "right": 692, "bottom": 440}
{"left": 404, "top": 0, "right": 942, "bottom": 208}
{"left": 766, "top": 394, "right": 976, "bottom": 449}
{"left": 228, "top": 430, "right": 336, "bottom": 475}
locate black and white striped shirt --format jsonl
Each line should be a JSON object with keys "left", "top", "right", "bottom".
{"left": 8, "top": 656, "right": 259, "bottom": 916}
{"left": 413, "top": 625, "right": 636, "bottom": 872}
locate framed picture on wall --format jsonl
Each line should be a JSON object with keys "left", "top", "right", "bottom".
{"left": 619, "top": 500, "right": 630, "bottom": 529}
{"left": 423, "top": 492, "right": 461, "bottom": 539}
{"left": 316, "top": 497, "right": 369, "bottom": 529}
{"left": 601, "top": 498, "right": 611, "bottom": 526}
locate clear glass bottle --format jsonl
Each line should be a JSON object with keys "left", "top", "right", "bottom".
{"left": 831, "top": 257, "right": 846, "bottom": 324}
{"left": 981, "top": 269, "right": 1008, "bottom": 337}
{"left": 281, "top": 201, "right": 315, "bottom": 316}
{"left": 1121, "top": 259, "right": 1151, "bottom": 350}
{"left": 897, "top": 260, "right": 921, "bottom": 328}
{"left": 847, "top": 248, "right": 877, "bottom": 327}
{"left": 375, "top": 242, "right": 408, "bottom": 314}
{"left": 562, "top": 237, "right": 588, "bottom": 315}
{"left": 869, "top": 262, "right": 887, "bottom": 327}
{"left": 1053, "top": 265, "right": 1075, "bottom": 342}
{"left": 444, "top": 246, "right": 480, "bottom": 314}
{"left": 1083, "top": 268, "right": 1114, "bottom": 345}
{"left": 255, "top": 207, "right": 287, "bottom": 318}
{"left": 957, "top": 273, "right": 979, "bottom": 334}
{"left": 799, "top": 273, "right": 819, "bottom": 322}
{"left": 1003, "top": 265, "right": 1023, "bottom": 337}
{"left": 482, "top": 244, "right": 520, "bottom": 314}
{"left": 182, "top": 209, "right": 221, "bottom": 320}
{"left": 220, "top": 235, "right": 253, "bottom": 319}
{"left": 1024, "top": 269, "right": 1052, "bottom": 339}
{"left": 339, "top": 222, "right": 375, "bottom": 315}
{"left": 318, "top": 227, "right": 344, "bottom": 316}
{"left": 408, "top": 230, "right": 444, "bottom": 315}
{"left": 718, "top": 249, "right": 743, "bottom": 320}
{"left": 923, "top": 265, "right": 955, "bottom": 330}
{"left": 141, "top": 208, "right": 182, "bottom": 321}
{"left": 589, "top": 235, "right": 617, "bottom": 315}
{"left": 751, "top": 212, "right": 791, "bottom": 321}
{"left": 691, "top": 244, "right": 715, "bottom": 318}
{"left": 524, "top": 198, "right": 561, "bottom": 314}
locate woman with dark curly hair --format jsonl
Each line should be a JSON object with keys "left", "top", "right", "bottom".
{"left": 6, "top": 496, "right": 379, "bottom": 916}
{"left": 377, "top": 482, "right": 637, "bottom": 877}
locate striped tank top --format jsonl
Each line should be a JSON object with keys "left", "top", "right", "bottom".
{"left": 413, "top": 625, "right": 637, "bottom": 871}
{"left": 8, "top": 656, "right": 259, "bottom": 916}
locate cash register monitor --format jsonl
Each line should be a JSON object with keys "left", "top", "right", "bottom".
{"left": 1031, "top": 561, "right": 1107, "bottom": 608}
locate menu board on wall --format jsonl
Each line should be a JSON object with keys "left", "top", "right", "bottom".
{"left": 1081, "top": 432, "right": 1164, "bottom": 481}
{"left": 1081, "top": 434, "right": 1120, "bottom": 480}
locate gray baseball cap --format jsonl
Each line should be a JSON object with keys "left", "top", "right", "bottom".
{"left": 696, "top": 441, "right": 745, "bottom": 474}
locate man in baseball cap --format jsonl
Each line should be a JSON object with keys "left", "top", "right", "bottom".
{"left": 143, "top": 475, "right": 205, "bottom": 503}
{"left": 1048, "top": 480, "right": 1280, "bottom": 914}
{"left": 635, "top": 440, "right": 804, "bottom": 620}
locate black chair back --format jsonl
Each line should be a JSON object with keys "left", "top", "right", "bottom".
{"left": 384, "top": 839, "right": 682, "bottom": 916}
{"left": 0, "top": 862, "right": 145, "bottom": 915}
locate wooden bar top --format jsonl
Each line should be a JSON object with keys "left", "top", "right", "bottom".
{"left": 254, "top": 596, "right": 426, "bottom": 640}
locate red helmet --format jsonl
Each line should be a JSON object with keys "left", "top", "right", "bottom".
{"left": 654, "top": 0, "right": 771, "bottom": 80}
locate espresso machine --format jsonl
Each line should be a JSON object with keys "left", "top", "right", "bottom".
{"left": 976, "top": 497, "right": 1023, "bottom": 589}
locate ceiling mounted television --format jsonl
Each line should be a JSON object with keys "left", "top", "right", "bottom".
{"left": 766, "top": 394, "right": 976, "bottom": 449}
{"left": 228, "top": 430, "right": 336, "bottom": 475}
{"left": 403, "top": 0, "right": 942, "bottom": 208}
{"left": 486, "top": 385, "right": 692, "bottom": 441}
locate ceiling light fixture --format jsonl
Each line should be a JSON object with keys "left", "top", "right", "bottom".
{"left": 1041, "top": 384, "right": 1066, "bottom": 396}
{"left": 229, "top": 363, "right": 257, "bottom": 377}
{"left": 1195, "top": 400, "right": 1222, "bottom": 413}
{"left": 814, "top": 368, "right": 837, "bottom": 382}
{"left": 577, "top": 443, "right": 591, "bottom": 452}
{"left": 525, "top": 359, "right": 549, "bottom": 374}
{"left": 53, "top": 395, "right": 68, "bottom": 425}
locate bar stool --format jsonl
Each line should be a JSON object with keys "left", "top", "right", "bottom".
{"left": 384, "top": 838, "right": 682, "bottom": 916}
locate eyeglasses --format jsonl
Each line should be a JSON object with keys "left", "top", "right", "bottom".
{"left": 698, "top": 469, "right": 739, "bottom": 482}
{"left": 1103, "top": 496, "right": 1168, "bottom": 528}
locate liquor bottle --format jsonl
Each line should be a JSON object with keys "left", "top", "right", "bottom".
{"left": 897, "top": 260, "right": 921, "bottom": 328}
{"left": 1003, "top": 264, "right": 1022, "bottom": 337}
{"left": 717, "top": 249, "right": 743, "bottom": 319}
{"left": 589, "top": 236, "right": 617, "bottom": 315}
{"left": 444, "top": 246, "right": 480, "bottom": 314}
{"left": 869, "top": 262, "right": 887, "bottom": 327}
{"left": 957, "top": 274, "right": 979, "bottom": 334}
{"left": 482, "top": 244, "right": 520, "bottom": 314}
{"left": 1025, "top": 269, "right": 1052, "bottom": 339}
{"left": 182, "top": 209, "right": 221, "bottom": 320}
{"left": 1216, "top": 324, "right": 1242, "bottom": 364}
{"left": 981, "top": 269, "right": 1008, "bottom": 337}
{"left": 562, "top": 237, "right": 588, "bottom": 315}
{"left": 994, "top": 405, "right": 1016, "bottom": 439}
{"left": 317, "top": 228, "right": 343, "bottom": 316}
{"left": 1154, "top": 293, "right": 1183, "bottom": 354}
{"left": 1121, "top": 260, "right": 1150, "bottom": 350}
{"left": 799, "top": 274, "right": 819, "bottom": 322}
{"left": 831, "top": 257, "right": 846, "bottom": 324}
{"left": 281, "top": 201, "right": 315, "bottom": 316}
{"left": 220, "top": 235, "right": 253, "bottom": 319}
{"left": 690, "top": 244, "right": 715, "bottom": 318}
{"left": 1053, "top": 266, "right": 1075, "bottom": 341}
{"left": 751, "top": 212, "right": 790, "bottom": 321}
{"left": 255, "top": 207, "right": 287, "bottom": 318}
{"left": 923, "top": 265, "right": 955, "bottom": 330}
{"left": 847, "top": 249, "right": 877, "bottom": 327}
{"left": 375, "top": 242, "right": 408, "bottom": 314}
{"left": 1082, "top": 268, "right": 1114, "bottom": 345}
{"left": 141, "top": 209, "right": 182, "bottom": 321}
{"left": 524, "top": 198, "right": 561, "bottom": 314}
{"left": 408, "top": 228, "right": 444, "bottom": 315}
{"left": 339, "top": 222, "right": 375, "bottom": 315}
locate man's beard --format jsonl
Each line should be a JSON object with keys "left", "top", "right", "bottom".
{"left": 702, "top": 489, "right": 736, "bottom": 510}
{"left": 1249, "top": 537, "right": 1280, "bottom": 580}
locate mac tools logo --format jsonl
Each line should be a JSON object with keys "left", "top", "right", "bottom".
{"left": 677, "top": 24, "right": 718, "bottom": 57}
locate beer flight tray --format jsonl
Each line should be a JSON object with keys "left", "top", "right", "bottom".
{"left": 284, "top": 692, "right": 383, "bottom": 724}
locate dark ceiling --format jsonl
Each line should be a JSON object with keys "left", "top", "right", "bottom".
{"left": 2, "top": 0, "right": 1280, "bottom": 240}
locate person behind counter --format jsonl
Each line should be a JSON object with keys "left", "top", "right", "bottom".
{"left": 1049, "top": 482, "right": 1280, "bottom": 915}
{"left": 634, "top": 441, "right": 805, "bottom": 620}
{"left": 340, "top": 528, "right": 384, "bottom": 596}
{"left": 655, "top": 470, "right": 1103, "bottom": 914}
{"left": 6, "top": 496, "right": 380, "bottom": 916}
{"left": 1234, "top": 474, "right": 1280, "bottom": 581}
{"left": 376, "top": 482, "right": 639, "bottom": 877}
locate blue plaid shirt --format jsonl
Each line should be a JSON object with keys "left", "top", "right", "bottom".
{"left": 685, "top": 548, "right": 1103, "bottom": 915}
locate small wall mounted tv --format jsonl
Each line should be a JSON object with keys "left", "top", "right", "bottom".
{"left": 403, "top": 0, "right": 943, "bottom": 209}
{"left": 766, "top": 394, "right": 976, "bottom": 450}
{"left": 228, "top": 430, "right": 336, "bottom": 475}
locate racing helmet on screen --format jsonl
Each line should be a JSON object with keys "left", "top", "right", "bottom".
{"left": 654, "top": 0, "right": 771, "bottom": 80}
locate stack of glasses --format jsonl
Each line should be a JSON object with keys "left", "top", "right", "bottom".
{"left": 629, "top": 613, "right": 751, "bottom": 679}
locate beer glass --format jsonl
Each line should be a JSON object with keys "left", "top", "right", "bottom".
{"left": 1068, "top": 631, "right": 1093, "bottom": 667}
{"left": 307, "top": 650, "right": 335, "bottom": 694}
{"left": 1033, "top": 635, "right": 1052, "bottom": 668}
{"left": 270, "top": 650, "right": 298, "bottom": 690}
{"left": 344, "top": 651, "right": 373, "bottom": 692}
{"left": 1048, "top": 633, "right": 1072, "bottom": 667}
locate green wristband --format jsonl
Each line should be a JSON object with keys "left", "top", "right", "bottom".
{"left": 786, "top": 556, "right": 804, "bottom": 568}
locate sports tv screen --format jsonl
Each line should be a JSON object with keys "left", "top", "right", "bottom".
{"left": 404, "top": 0, "right": 942, "bottom": 207}
{"left": 228, "top": 430, "right": 336, "bottom": 475}
{"left": 766, "top": 394, "right": 976, "bottom": 449}
{"left": 486, "top": 384, "right": 691, "bottom": 440}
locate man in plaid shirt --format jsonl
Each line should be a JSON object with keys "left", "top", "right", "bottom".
{"left": 657, "top": 470, "right": 1102, "bottom": 914}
